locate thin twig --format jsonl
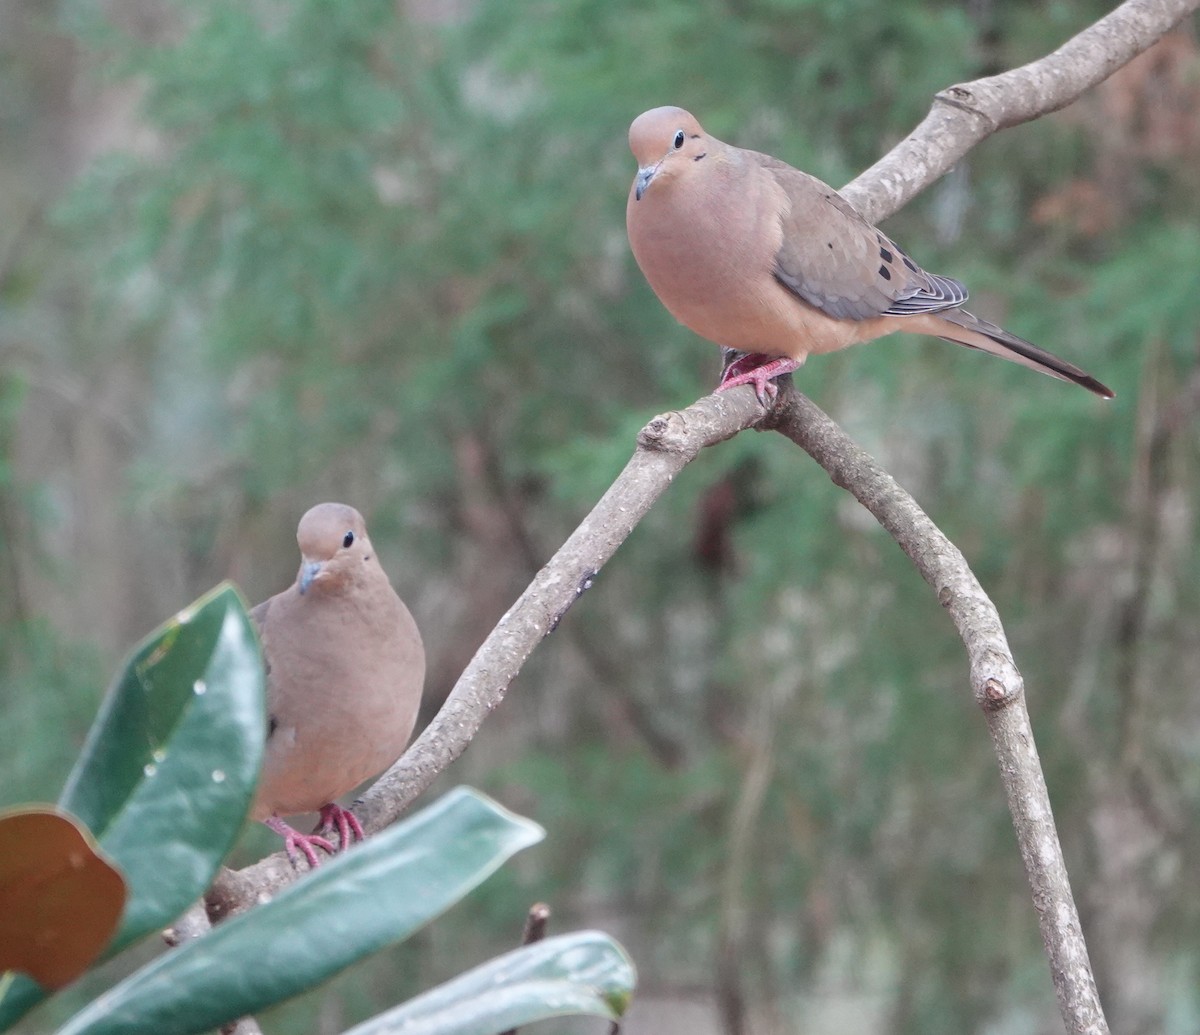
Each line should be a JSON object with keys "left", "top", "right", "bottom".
{"left": 518, "top": 902, "right": 551, "bottom": 947}
{"left": 498, "top": 904, "right": 552, "bottom": 1035}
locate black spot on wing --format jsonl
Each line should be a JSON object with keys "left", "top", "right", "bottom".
{"left": 770, "top": 170, "right": 953, "bottom": 321}
{"left": 894, "top": 244, "right": 923, "bottom": 274}
{"left": 268, "top": 714, "right": 278, "bottom": 739}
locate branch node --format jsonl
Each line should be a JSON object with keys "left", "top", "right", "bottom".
{"left": 637, "top": 410, "right": 696, "bottom": 454}
{"left": 981, "top": 676, "right": 1019, "bottom": 711}
{"left": 933, "top": 83, "right": 998, "bottom": 131}
{"left": 639, "top": 395, "right": 765, "bottom": 454}
{"left": 162, "top": 900, "right": 210, "bottom": 947}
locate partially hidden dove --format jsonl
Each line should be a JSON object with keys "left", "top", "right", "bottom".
{"left": 250, "top": 502, "right": 425, "bottom": 867}
{"left": 626, "top": 106, "right": 1113, "bottom": 401}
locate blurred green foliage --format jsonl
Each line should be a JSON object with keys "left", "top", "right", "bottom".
{"left": 3, "top": 0, "right": 1199, "bottom": 1032}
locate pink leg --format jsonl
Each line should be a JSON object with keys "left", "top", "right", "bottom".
{"left": 315, "top": 803, "right": 365, "bottom": 852}
{"left": 264, "top": 816, "right": 336, "bottom": 869}
{"left": 716, "top": 353, "right": 802, "bottom": 404}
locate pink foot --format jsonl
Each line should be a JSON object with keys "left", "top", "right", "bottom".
{"left": 264, "top": 815, "right": 336, "bottom": 869}
{"left": 716, "top": 353, "right": 801, "bottom": 404}
{"left": 315, "top": 802, "right": 365, "bottom": 852}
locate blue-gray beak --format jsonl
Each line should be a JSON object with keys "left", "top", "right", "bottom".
{"left": 634, "top": 165, "right": 657, "bottom": 201}
{"left": 298, "top": 560, "right": 322, "bottom": 595}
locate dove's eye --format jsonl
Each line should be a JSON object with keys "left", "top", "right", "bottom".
{"left": 673, "top": 130, "right": 685, "bottom": 149}
{"left": 342, "top": 531, "right": 355, "bottom": 549}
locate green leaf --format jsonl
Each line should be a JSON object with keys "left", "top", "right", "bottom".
{"left": 59, "top": 582, "right": 265, "bottom": 953}
{"left": 342, "top": 930, "right": 637, "bottom": 1035}
{"left": 0, "top": 970, "right": 42, "bottom": 1028}
{"left": 55, "top": 788, "right": 545, "bottom": 1035}
{"left": 0, "top": 584, "right": 264, "bottom": 1031}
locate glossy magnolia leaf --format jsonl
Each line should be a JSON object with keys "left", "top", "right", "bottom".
{"left": 342, "top": 930, "right": 637, "bottom": 1035}
{"left": 0, "top": 969, "right": 41, "bottom": 1027}
{"left": 59, "top": 581, "right": 265, "bottom": 953}
{"left": 0, "top": 584, "right": 265, "bottom": 1032}
{"left": 0, "top": 809, "right": 127, "bottom": 991}
{"left": 55, "top": 788, "right": 545, "bottom": 1035}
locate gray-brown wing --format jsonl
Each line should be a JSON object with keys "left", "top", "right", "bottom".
{"left": 763, "top": 158, "right": 967, "bottom": 321}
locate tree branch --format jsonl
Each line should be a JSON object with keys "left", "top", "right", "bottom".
{"left": 208, "top": 0, "right": 1190, "bottom": 908}
{"left": 840, "top": 0, "right": 1199, "bottom": 222}
{"left": 212, "top": 379, "right": 1109, "bottom": 1029}
{"left": 764, "top": 386, "right": 1107, "bottom": 1035}
{"left": 194, "top": 2, "right": 1200, "bottom": 1028}
{"left": 206, "top": 392, "right": 767, "bottom": 913}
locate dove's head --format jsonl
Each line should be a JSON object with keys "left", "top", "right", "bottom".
{"left": 295, "top": 502, "right": 376, "bottom": 594}
{"left": 628, "top": 106, "right": 712, "bottom": 201}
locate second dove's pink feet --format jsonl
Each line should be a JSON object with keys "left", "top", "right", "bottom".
{"left": 264, "top": 815, "right": 337, "bottom": 869}
{"left": 315, "top": 802, "right": 365, "bottom": 852}
{"left": 716, "top": 353, "right": 801, "bottom": 404}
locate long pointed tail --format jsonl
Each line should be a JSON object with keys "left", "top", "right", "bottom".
{"left": 928, "top": 308, "right": 1114, "bottom": 399}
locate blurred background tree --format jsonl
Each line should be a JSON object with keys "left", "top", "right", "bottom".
{"left": 2, "top": 0, "right": 1198, "bottom": 1032}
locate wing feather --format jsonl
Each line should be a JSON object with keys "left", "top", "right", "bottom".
{"left": 763, "top": 159, "right": 967, "bottom": 321}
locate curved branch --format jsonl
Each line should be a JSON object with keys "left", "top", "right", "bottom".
{"left": 764, "top": 387, "right": 1107, "bottom": 1035}
{"left": 209, "top": 380, "right": 1108, "bottom": 1033}
{"left": 208, "top": 0, "right": 1187, "bottom": 911}
{"left": 841, "top": 0, "right": 1199, "bottom": 222}
{"left": 194, "top": 2, "right": 1194, "bottom": 1027}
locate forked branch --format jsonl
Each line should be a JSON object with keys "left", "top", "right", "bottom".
{"left": 200, "top": 1, "right": 1200, "bottom": 1029}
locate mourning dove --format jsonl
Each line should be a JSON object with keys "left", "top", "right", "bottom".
{"left": 250, "top": 502, "right": 425, "bottom": 867}
{"left": 626, "top": 106, "right": 1113, "bottom": 401}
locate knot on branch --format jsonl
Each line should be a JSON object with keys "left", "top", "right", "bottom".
{"left": 933, "top": 83, "right": 999, "bottom": 132}
{"left": 977, "top": 673, "right": 1023, "bottom": 713}
{"left": 638, "top": 392, "right": 765, "bottom": 455}
{"left": 637, "top": 409, "right": 704, "bottom": 457}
